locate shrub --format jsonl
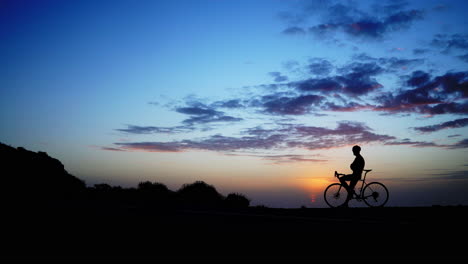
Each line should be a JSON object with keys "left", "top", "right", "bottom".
{"left": 177, "top": 181, "right": 223, "bottom": 207}
{"left": 224, "top": 193, "right": 250, "bottom": 208}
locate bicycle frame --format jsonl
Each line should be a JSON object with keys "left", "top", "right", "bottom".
{"left": 335, "top": 169, "right": 372, "bottom": 200}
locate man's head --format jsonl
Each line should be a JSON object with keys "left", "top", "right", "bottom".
{"left": 352, "top": 145, "right": 361, "bottom": 155}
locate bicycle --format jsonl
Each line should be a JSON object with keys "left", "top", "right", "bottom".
{"left": 323, "top": 169, "right": 389, "bottom": 208}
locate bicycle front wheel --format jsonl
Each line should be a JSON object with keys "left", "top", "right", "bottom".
{"left": 324, "top": 183, "right": 347, "bottom": 208}
{"left": 362, "top": 182, "right": 389, "bottom": 207}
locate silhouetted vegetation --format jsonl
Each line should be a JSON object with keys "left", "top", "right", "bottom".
{"left": 1, "top": 142, "right": 86, "bottom": 207}
{"left": 0, "top": 142, "right": 251, "bottom": 210}
{"left": 177, "top": 181, "right": 224, "bottom": 208}
{"left": 224, "top": 193, "right": 250, "bottom": 208}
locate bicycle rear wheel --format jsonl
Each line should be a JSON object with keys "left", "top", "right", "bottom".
{"left": 324, "top": 183, "right": 347, "bottom": 208}
{"left": 362, "top": 182, "right": 389, "bottom": 207}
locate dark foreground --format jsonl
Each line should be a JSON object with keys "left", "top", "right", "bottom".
{"left": 2, "top": 205, "right": 467, "bottom": 261}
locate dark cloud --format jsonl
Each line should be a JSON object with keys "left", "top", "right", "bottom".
{"left": 294, "top": 78, "right": 342, "bottom": 94}
{"left": 116, "top": 134, "right": 287, "bottom": 153}
{"left": 268, "top": 72, "right": 289, "bottom": 82}
{"left": 323, "top": 101, "right": 373, "bottom": 112}
{"left": 418, "top": 102, "right": 468, "bottom": 115}
{"left": 100, "top": 147, "right": 126, "bottom": 152}
{"left": 176, "top": 106, "right": 218, "bottom": 116}
{"left": 116, "top": 125, "right": 193, "bottom": 134}
{"left": 113, "top": 121, "right": 397, "bottom": 155}
{"left": 413, "top": 118, "right": 468, "bottom": 133}
{"left": 406, "top": 70, "right": 430, "bottom": 87}
{"left": 182, "top": 114, "right": 243, "bottom": 125}
{"left": 115, "top": 142, "right": 183, "bottom": 152}
{"left": 261, "top": 94, "right": 324, "bottom": 115}
{"left": 211, "top": 99, "right": 245, "bottom": 109}
{"left": 449, "top": 138, "right": 468, "bottom": 149}
{"left": 176, "top": 105, "right": 243, "bottom": 125}
{"left": 306, "top": 6, "right": 424, "bottom": 39}
{"left": 286, "top": 121, "right": 396, "bottom": 150}
{"left": 335, "top": 62, "right": 384, "bottom": 95}
{"left": 448, "top": 134, "right": 461, "bottom": 138}
{"left": 374, "top": 71, "right": 468, "bottom": 115}
{"left": 259, "top": 154, "right": 327, "bottom": 164}
{"left": 378, "top": 57, "right": 424, "bottom": 71}
{"left": 290, "top": 62, "right": 384, "bottom": 97}
{"left": 371, "top": 0, "right": 410, "bottom": 15}
{"left": 338, "top": 61, "right": 384, "bottom": 76}
{"left": 307, "top": 58, "right": 334, "bottom": 76}
{"left": 384, "top": 139, "right": 441, "bottom": 148}
{"left": 384, "top": 138, "right": 468, "bottom": 149}
{"left": 431, "top": 34, "right": 468, "bottom": 53}
{"left": 352, "top": 53, "right": 424, "bottom": 71}
{"left": 224, "top": 153, "right": 327, "bottom": 164}
{"left": 413, "top": 48, "right": 430, "bottom": 55}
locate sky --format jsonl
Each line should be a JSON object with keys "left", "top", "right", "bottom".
{"left": 1, "top": 0, "right": 467, "bottom": 208}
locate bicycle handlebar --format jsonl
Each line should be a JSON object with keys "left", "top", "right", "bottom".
{"left": 334, "top": 171, "right": 345, "bottom": 177}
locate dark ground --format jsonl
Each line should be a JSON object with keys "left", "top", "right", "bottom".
{"left": 2, "top": 204, "right": 467, "bottom": 262}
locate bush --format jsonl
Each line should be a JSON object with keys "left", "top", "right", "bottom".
{"left": 224, "top": 193, "right": 250, "bottom": 208}
{"left": 177, "top": 181, "right": 224, "bottom": 207}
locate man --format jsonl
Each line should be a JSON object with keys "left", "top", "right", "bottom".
{"left": 338, "top": 145, "right": 365, "bottom": 207}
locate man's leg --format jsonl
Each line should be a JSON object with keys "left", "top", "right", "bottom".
{"left": 348, "top": 179, "right": 359, "bottom": 199}
{"left": 339, "top": 175, "right": 353, "bottom": 206}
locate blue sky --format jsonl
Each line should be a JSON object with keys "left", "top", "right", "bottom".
{"left": 1, "top": 0, "right": 467, "bottom": 207}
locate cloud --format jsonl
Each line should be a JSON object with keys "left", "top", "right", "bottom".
{"left": 268, "top": 72, "right": 289, "bottom": 82}
{"left": 225, "top": 153, "right": 327, "bottom": 164}
{"left": 260, "top": 94, "right": 325, "bottom": 115}
{"left": 246, "top": 121, "right": 396, "bottom": 150}
{"left": 449, "top": 138, "right": 468, "bottom": 149}
{"left": 290, "top": 61, "right": 384, "bottom": 97}
{"left": 431, "top": 34, "right": 468, "bottom": 53}
{"left": 384, "top": 139, "right": 442, "bottom": 148}
{"left": 115, "top": 142, "right": 183, "bottom": 152}
{"left": 352, "top": 53, "right": 424, "bottom": 71}
{"left": 99, "top": 147, "right": 126, "bottom": 152}
{"left": 116, "top": 125, "right": 193, "bottom": 134}
{"left": 413, "top": 48, "right": 430, "bottom": 55}
{"left": 211, "top": 99, "right": 245, "bottom": 109}
{"left": 304, "top": 4, "right": 424, "bottom": 40}
{"left": 322, "top": 101, "right": 373, "bottom": 112}
{"left": 264, "top": 154, "right": 327, "bottom": 163}
{"left": 413, "top": 118, "right": 468, "bottom": 133}
{"left": 175, "top": 105, "right": 243, "bottom": 125}
{"left": 116, "top": 134, "right": 287, "bottom": 153}
{"left": 384, "top": 138, "right": 468, "bottom": 149}
{"left": 374, "top": 71, "right": 468, "bottom": 115}
{"left": 112, "top": 121, "right": 397, "bottom": 155}
{"left": 307, "top": 58, "right": 334, "bottom": 76}
{"left": 406, "top": 70, "right": 430, "bottom": 87}
{"left": 294, "top": 78, "right": 342, "bottom": 94}
{"left": 176, "top": 106, "right": 218, "bottom": 116}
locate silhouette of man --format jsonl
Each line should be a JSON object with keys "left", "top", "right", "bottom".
{"left": 338, "top": 145, "right": 365, "bottom": 207}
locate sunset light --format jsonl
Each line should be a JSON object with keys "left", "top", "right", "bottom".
{"left": 1, "top": 0, "right": 467, "bottom": 208}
